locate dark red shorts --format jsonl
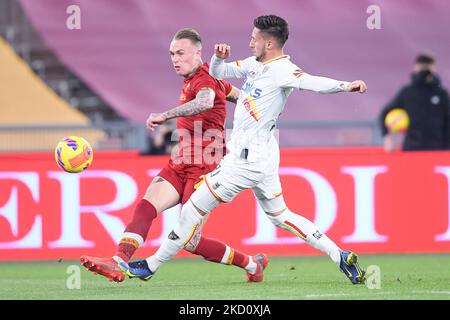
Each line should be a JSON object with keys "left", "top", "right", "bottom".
{"left": 157, "top": 161, "right": 217, "bottom": 204}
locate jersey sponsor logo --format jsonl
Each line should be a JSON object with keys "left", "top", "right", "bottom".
{"left": 251, "top": 88, "right": 262, "bottom": 98}
{"left": 242, "top": 96, "right": 260, "bottom": 122}
{"left": 242, "top": 81, "right": 253, "bottom": 93}
{"left": 242, "top": 81, "right": 262, "bottom": 98}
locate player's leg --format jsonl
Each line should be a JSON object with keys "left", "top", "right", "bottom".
{"left": 188, "top": 235, "right": 265, "bottom": 281}
{"left": 257, "top": 194, "right": 342, "bottom": 263}
{"left": 181, "top": 177, "right": 263, "bottom": 281}
{"left": 255, "top": 185, "right": 365, "bottom": 284}
{"left": 124, "top": 154, "right": 267, "bottom": 280}
{"left": 113, "top": 175, "right": 181, "bottom": 262}
{"left": 252, "top": 149, "right": 344, "bottom": 264}
{"left": 263, "top": 198, "right": 365, "bottom": 284}
{"left": 123, "top": 181, "right": 220, "bottom": 280}
{"left": 80, "top": 168, "right": 182, "bottom": 282}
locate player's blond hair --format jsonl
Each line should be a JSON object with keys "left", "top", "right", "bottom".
{"left": 173, "top": 28, "right": 202, "bottom": 48}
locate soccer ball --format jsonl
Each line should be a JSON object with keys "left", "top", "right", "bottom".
{"left": 385, "top": 108, "right": 409, "bottom": 133}
{"left": 54, "top": 136, "right": 93, "bottom": 173}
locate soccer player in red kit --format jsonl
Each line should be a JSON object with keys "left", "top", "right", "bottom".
{"left": 80, "top": 28, "right": 268, "bottom": 283}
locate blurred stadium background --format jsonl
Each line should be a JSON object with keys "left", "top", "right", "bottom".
{"left": 1, "top": 0, "right": 450, "bottom": 300}
{"left": 2, "top": 0, "right": 449, "bottom": 152}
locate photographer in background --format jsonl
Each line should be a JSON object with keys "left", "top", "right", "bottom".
{"left": 380, "top": 54, "right": 450, "bottom": 152}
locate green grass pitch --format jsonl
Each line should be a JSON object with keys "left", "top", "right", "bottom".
{"left": 1, "top": 254, "right": 449, "bottom": 300}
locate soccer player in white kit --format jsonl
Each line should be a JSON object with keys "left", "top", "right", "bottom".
{"left": 122, "top": 15, "right": 368, "bottom": 284}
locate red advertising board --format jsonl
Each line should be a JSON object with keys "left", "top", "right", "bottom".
{"left": 1, "top": 148, "right": 450, "bottom": 261}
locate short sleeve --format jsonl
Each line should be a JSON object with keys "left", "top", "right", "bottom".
{"left": 190, "top": 73, "right": 217, "bottom": 95}
{"left": 220, "top": 80, "right": 233, "bottom": 96}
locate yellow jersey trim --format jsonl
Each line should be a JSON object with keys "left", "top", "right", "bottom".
{"left": 262, "top": 55, "right": 289, "bottom": 65}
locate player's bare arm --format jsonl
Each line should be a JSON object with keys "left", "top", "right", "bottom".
{"left": 163, "top": 88, "right": 215, "bottom": 118}
{"left": 146, "top": 88, "right": 215, "bottom": 130}
{"left": 225, "top": 86, "right": 240, "bottom": 104}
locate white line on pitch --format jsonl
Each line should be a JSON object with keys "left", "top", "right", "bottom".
{"left": 412, "top": 290, "right": 450, "bottom": 295}
{"left": 305, "top": 292, "right": 394, "bottom": 298}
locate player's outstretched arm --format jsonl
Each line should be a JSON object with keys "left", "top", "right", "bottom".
{"left": 146, "top": 88, "right": 215, "bottom": 131}
{"left": 210, "top": 43, "right": 249, "bottom": 79}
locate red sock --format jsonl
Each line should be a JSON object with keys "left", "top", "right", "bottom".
{"left": 114, "top": 199, "right": 157, "bottom": 262}
{"left": 193, "top": 236, "right": 249, "bottom": 269}
{"left": 231, "top": 249, "right": 250, "bottom": 269}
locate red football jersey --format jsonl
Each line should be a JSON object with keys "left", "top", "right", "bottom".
{"left": 175, "top": 62, "right": 231, "bottom": 166}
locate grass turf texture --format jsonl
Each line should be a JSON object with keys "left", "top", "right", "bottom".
{"left": 0, "top": 254, "right": 449, "bottom": 300}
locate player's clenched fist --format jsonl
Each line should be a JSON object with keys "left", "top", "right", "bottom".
{"left": 347, "top": 80, "right": 368, "bottom": 93}
{"left": 146, "top": 113, "right": 167, "bottom": 131}
{"left": 214, "top": 43, "right": 231, "bottom": 59}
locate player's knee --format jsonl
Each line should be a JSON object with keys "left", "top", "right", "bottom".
{"left": 189, "top": 179, "right": 220, "bottom": 214}
{"left": 266, "top": 208, "right": 288, "bottom": 226}
{"left": 141, "top": 195, "right": 159, "bottom": 212}
{"left": 179, "top": 200, "right": 203, "bottom": 224}
{"left": 143, "top": 190, "right": 178, "bottom": 214}
{"left": 169, "top": 200, "right": 205, "bottom": 249}
{"left": 257, "top": 195, "right": 287, "bottom": 225}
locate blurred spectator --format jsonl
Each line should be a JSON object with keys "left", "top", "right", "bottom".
{"left": 379, "top": 54, "right": 450, "bottom": 152}
{"left": 142, "top": 120, "right": 178, "bottom": 155}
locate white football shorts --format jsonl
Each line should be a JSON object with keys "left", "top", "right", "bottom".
{"left": 203, "top": 148, "right": 283, "bottom": 205}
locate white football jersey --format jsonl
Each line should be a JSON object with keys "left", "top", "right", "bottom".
{"left": 210, "top": 54, "right": 350, "bottom": 163}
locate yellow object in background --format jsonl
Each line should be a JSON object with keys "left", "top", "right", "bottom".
{"left": 385, "top": 108, "right": 409, "bottom": 133}
{"left": 54, "top": 136, "right": 93, "bottom": 173}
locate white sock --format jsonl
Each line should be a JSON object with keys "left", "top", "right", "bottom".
{"left": 245, "top": 257, "right": 257, "bottom": 274}
{"left": 268, "top": 209, "right": 341, "bottom": 264}
{"left": 146, "top": 200, "right": 204, "bottom": 272}
{"left": 219, "top": 247, "right": 257, "bottom": 274}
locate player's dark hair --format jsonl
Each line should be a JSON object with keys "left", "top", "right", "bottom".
{"left": 415, "top": 53, "right": 435, "bottom": 65}
{"left": 253, "top": 15, "right": 289, "bottom": 47}
{"left": 173, "top": 28, "right": 202, "bottom": 47}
